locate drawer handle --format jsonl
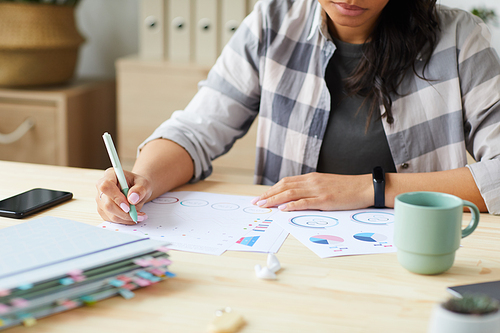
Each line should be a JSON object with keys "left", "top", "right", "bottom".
{"left": 0, "top": 118, "right": 36, "bottom": 144}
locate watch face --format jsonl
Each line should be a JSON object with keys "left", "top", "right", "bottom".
{"left": 373, "top": 166, "right": 384, "bottom": 181}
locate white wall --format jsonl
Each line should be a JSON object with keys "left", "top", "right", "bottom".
{"left": 74, "top": 0, "right": 139, "bottom": 78}
{"left": 439, "top": 0, "right": 500, "bottom": 54}
{"left": 72, "top": 0, "right": 499, "bottom": 79}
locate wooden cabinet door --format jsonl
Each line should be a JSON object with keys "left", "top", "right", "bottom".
{"left": 0, "top": 102, "right": 59, "bottom": 165}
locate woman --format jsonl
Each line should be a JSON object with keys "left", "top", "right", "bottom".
{"left": 97, "top": 0, "right": 500, "bottom": 224}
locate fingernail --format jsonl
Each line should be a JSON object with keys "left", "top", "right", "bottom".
{"left": 137, "top": 214, "right": 148, "bottom": 222}
{"left": 250, "top": 197, "right": 260, "bottom": 205}
{"left": 120, "top": 203, "right": 130, "bottom": 213}
{"left": 278, "top": 204, "right": 287, "bottom": 211}
{"left": 256, "top": 199, "right": 267, "bottom": 206}
{"left": 129, "top": 192, "right": 140, "bottom": 205}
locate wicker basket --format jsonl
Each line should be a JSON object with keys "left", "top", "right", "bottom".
{"left": 0, "top": 2, "right": 85, "bottom": 87}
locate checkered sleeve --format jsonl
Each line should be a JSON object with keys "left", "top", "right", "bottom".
{"left": 457, "top": 12, "right": 500, "bottom": 214}
{"left": 138, "top": 2, "right": 266, "bottom": 182}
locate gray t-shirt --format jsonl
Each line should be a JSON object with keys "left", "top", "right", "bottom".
{"left": 317, "top": 38, "right": 396, "bottom": 175}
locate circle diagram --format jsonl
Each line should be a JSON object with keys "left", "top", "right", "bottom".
{"left": 243, "top": 206, "right": 272, "bottom": 214}
{"left": 309, "top": 235, "right": 344, "bottom": 245}
{"left": 180, "top": 199, "right": 209, "bottom": 207}
{"left": 351, "top": 212, "right": 394, "bottom": 225}
{"left": 152, "top": 197, "right": 179, "bottom": 204}
{"left": 290, "top": 215, "right": 339, "bottom": 228}
{"left": 353, "top": 232, "right": 387, "bottom": 243}
{"left": 211, "top": 203, "right": 240, "bottom": 211}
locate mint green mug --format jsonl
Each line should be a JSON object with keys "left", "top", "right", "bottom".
{"left": 394, "top": 192, "right": 480, "bottom": 275}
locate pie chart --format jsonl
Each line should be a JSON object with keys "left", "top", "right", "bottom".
{"left": 353, "top": 232, "right": 387, "bottom": 243}
{"left": 309, "top": 235, "right": 344, "bottom": 245}
{"left": 351, "top": 212, "right": 394, "bottom": 224}
{"left": 290, "top": 215, "right": 339, "bottom": 228}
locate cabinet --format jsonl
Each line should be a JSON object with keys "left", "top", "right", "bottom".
{"left": 0, "top": 79, "right": 116, "bottom": 169}
{"left": 116, "top": 56, "right": 257, "bottom": 183}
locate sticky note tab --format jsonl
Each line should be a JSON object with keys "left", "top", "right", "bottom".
{"left": 59, "top": 277, "right": 75, "bottom": 286}
{"left": 136, "top": 270, "right": 154, "bottom": 280}
{"left": 149, "top": 258, "right": 164, "bottom": 267}
{"left": 165, "top": 271, "right": 176, "bottom": 278}
{"left": 72, "top": 275, "right": 86, "bottom": 282}
{"left": 121, "top": 283, "right": 136, "bottom": 291}
{"left": 150, "top": 268, "right": 165, "bottom": 277}
{"left": 80, "top": 296, "right": 96, "bottom": 306}
{"left": 22, "top": 317, "right": 37, "bottom": 327}
{"left": 0, "top": 304, "right": 10, "bottom": 314}
{"left": 118, "top": 289, "right": 135, "bottom": 300}
{"left": 116, "top": 275, "right": 133, "bottom": 283}
{"left": 10, "top": 298, "right": 29, "bottom": 308}
{"left": 133, "top": 259, "right": 151, "bottom": 267}
{"left": 108, "top": 279, "right": 126, "bottom": 287}
{"left": 157, "top": 258, "right": 172, "bottom": 266}
{"left": 148, "top": 276, "right": 162, "bottom": 283}
{"left": 157, "top": 246, "right": 171, "bottom": 253}
{"left": 67, "top": 269, "right": 83, "bottom": 277}
{"left": 62, "top": 300, "right": 79, "bottom": 309}
{"left": 133, "top": 278, "right": 151, "bottom": 287}
{"left": 17, "top": 284, "right": 34, "bottom": 291}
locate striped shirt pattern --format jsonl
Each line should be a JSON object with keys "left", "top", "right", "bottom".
{"left": 141, "top": 0, "right": 500, "bottom": 213}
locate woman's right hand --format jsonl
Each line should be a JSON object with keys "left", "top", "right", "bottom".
{"left": 95, "top": 168, "right": 152, "bottom": 224}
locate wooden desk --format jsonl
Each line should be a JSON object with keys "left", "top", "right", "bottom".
{"left": 0, "top": 160, "right": 499, "bottom": 333}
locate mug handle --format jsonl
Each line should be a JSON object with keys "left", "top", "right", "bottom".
{"left": 461, "top": 200, "right": 480, "bottom": 238}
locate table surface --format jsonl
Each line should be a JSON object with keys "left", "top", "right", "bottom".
{"left": 0, "top": 160, "right": 499, "bottom": 333}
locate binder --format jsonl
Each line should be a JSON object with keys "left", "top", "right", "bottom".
{"left": 139, "top": 0, "right": 165, "bottom": 60}
{"left": 194, "top": 0, "right": 218, "bottom": 67}
{"left": 220, "top": 0, "right": 246, "bottom": 51}
{"left": 0, "top": 217, "right": 173, "bottom": 330}
{"left": 168, "top": 0, "right": 192, "bottom": 62}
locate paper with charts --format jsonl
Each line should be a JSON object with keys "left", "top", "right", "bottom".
{"left": 272, "top": 209, "right": 396, "bottom": 258}
{"left": 99, "top": 191, "right": 288, "bottom": 256}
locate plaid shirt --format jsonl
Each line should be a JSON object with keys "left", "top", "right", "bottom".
{"left": 141, "top": 0, "right": 500, "bottom": 214}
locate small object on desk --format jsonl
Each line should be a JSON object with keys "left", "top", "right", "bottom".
{"left": 208, "top": 307, "right": 245, "bottom": 333}
{"left": 254, "top": 264, "right": 277, "bottom": 280}
{"left": 102, "top": 132, "right": 138, "bottom": 223}
{"left": 267, "top": 253, "right": 281, "bottom": 273}
{"left": 254, "top": 253, "right": 281, "bottom": 279}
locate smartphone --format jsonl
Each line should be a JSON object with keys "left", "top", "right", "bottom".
{"left": 0, "top": 188, "right": 73, "bottom": 219}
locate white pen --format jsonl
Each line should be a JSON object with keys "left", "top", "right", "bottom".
{"left": 102, "top": 132, "right": 138, "bottom": 223}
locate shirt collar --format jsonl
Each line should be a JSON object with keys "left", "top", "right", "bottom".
{"left": 307, "top": 3, "right": 332, "bottom": 42}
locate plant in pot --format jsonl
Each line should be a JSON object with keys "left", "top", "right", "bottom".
{"left": 0, "top": 0, "right": 85, "bottom": 87}
{"left": 428, "top": 293, "right": 500, "bottom": 333}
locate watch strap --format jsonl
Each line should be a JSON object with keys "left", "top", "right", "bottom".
{"left": 372, "top": 166, "right": 385, "bottom": 208}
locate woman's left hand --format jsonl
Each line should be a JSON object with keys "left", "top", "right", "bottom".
{"left": 253, "top": 172, "right": 374, "bottom": 211}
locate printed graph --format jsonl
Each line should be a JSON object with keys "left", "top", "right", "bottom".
{"left": 236, "top": 236, "right": 260, "bottom": 247}
{"left": 353, "top": 232, "right": 387, "bottom": 243}
{"left": 253, "top": 220, "right": 272, "bottom": 232}
{"left": 351, "top": 212, "right": 394, "bottom": 225}
{"left": 309, "top": 235, "right": 344, "bottom": 245}
{"left": 290, "top": 215, "right": 339, "bottom": 228}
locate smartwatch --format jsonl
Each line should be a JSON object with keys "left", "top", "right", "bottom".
{"left": 372, "top": 166, "right": 385, "bottom": 208}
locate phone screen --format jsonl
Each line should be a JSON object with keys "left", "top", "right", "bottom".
{"left": 0, "top": 188, "right": 73, "bottom": 219}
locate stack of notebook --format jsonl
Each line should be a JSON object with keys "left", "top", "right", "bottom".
{"left": 0, "top": 217, "right": 174, "bottom": 330}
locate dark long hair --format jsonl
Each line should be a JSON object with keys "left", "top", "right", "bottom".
{"left": 344, "top": 0, "right": 440, "bottom": 127}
